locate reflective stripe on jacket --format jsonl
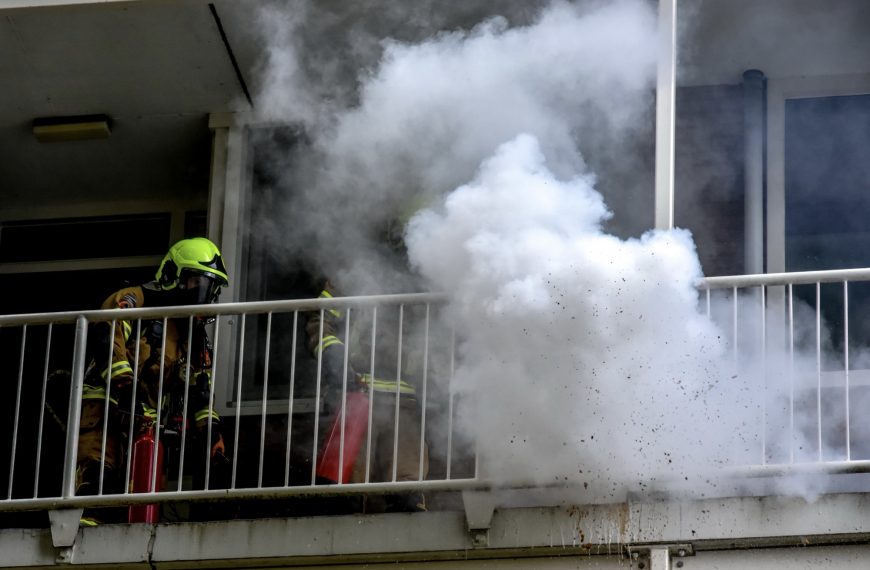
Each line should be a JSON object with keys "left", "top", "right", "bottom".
{"left": 359, "top": 373, "right": 416, "bottom": 395}
{"left": 307, "top": 284, "right": 418, "bottom": 397}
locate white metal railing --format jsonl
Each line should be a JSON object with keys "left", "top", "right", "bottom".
{"left": 699, "top": 267, "right": 870, "bottom": 475}
{"left": 0, "top": 293, "right": 483, "bottom": 514}
{"left": 3, "top": 269, "right": 870, "bottom": 516}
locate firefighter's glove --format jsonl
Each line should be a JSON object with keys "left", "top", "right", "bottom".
{"left": 208, "top": 428, "right": 231, "bottom": 493}
{"left": 321, "top": 348, "right": 359, "bottom": 391}
{"left": 196, "top": 418, "right": 227, "bottom": 461}
{"left": 210, "top": 430, "right": 227, "bottom": 461}
{"left": 345, "top": 371, "right": 366, "bottom": 392}
{"left": 190, "top": 372, "right": 212, "bottom": 412}
{"left": 208, "top": 430, "right": 231, "bottom": 490}
{"left": 110, "top": 374, "right": 135, "bottom": 416}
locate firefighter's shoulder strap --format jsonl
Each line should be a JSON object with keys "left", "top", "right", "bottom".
{"left": 88, "top": 286, "right": 147, "bottom": 385}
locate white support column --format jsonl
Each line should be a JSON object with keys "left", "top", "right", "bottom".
{"left": 766, "top": 80, "right": 786, "bottom": 274}
{"left": 654, "top": 0, "right": 677, "bottom": 231}
{"left": 62, "top": 315, "right": 88, "bottom": 499}
{"left": 208, "top": 125, "right": 229, "bottom": 248}
{"left": 207, "top": 112, "right": 248, "bottom": 302}
{"left": 208, "top": 112, "right": 249, "bottom": 414}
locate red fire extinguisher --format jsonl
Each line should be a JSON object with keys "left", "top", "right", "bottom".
{"left": 316, "top": 391, "right": 370, "bottom": 484}
{"left": 128, "top": 420, "right": 164, "bottom": 523}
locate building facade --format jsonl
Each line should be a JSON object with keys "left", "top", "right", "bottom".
{"left": 1, "top": 0, "right": 870, "bottom": 568}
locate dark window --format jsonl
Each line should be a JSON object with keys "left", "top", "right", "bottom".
{"left": 0, "top": 214, "right": 171, "bottom": 263}
{"left": 0, "top": 266, "right": 157, "bottom": 315}
{"left": 184, "top": 210, "right": 208, "bottom": 238}
{"left": 785, "top": 94, "right": 870, "bottom": 359}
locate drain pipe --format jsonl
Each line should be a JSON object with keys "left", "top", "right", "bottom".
{"left": 743, "top": 69, "right": 766, "bottom": 274}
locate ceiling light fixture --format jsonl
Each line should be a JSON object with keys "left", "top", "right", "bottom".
{"left": 32, "top": 114, "right": 112, "bottom": 143}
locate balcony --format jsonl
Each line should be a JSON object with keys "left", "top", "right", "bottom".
{"left": 1, "top": 269, "right": 870, "bottom": 568}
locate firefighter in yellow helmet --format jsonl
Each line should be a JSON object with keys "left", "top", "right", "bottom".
{"left": 305, "top": 207, "right": 430, "bottom": 514}
{"left": 76, "top": 237, "right": 229, "bottom": 524}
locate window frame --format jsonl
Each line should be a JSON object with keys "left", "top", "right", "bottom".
{"left": 766, "top": 73, "right": 870, "bottom": 274}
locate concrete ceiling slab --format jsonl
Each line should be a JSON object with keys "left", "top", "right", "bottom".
{"left": 1, "top": 0, "right": 868, "bottom": 216}
{"left": 0, "top": 0, "right": 251, "bottom": 213}
{"left": 0, "top": 0, "right": 248, "bottom": 125}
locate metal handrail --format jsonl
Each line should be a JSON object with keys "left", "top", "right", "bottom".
{"left": 699, "top": 266, "right": 870, "bottom": 470}
{"left": 0, "top": 292, "right": 449, "bottom": 326}
{"left": 4, "top": 270, "right": 870, "bottom": 516}
{"left": 699, "top": 267, "right": 870, "bottom": 289}
{"left": 0, "top": 290, "right": 467, "bottom": 514}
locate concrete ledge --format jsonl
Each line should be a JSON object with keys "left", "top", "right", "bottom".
{"left": 4, "top": 493, "right": 870, "bottom": 568}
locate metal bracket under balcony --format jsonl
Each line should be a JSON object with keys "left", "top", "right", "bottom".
{"left": 625, "top": 544, "right": 694, "bottom": 570}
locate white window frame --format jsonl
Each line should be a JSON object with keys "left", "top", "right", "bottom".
{"left": 766, "top": 73, "right": 870, "bottom": 273}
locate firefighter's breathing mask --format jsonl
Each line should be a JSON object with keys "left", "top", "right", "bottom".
{"left": 176, "top": 270, "right": 222, "bottom": 305}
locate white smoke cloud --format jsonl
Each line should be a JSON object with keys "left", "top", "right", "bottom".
{"left": 251, "top": 0, "right": 657, "bottom": 292}
{"left": 251, "top": 0, "right": 855, "bottom": 503}
{"left": 324, "top": 0, "right": 656, "bottom": 199}
{"left": 406, "top": 134, "right": 754, "bottom": 499}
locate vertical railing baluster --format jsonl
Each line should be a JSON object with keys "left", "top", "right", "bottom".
{"left": 258, "top": 312, "right": 273, "bottom": 488}
{"left": 150, "top": 318, "right": 169, "bottom": 496}
{"left": 63, "top": 316, "right": 88, "bottom": 499}
{"left": 8, "top": 325, "right": 26, "bottom": 499}
{"left": 446, "top": 324, "right": 456, "bottom": 480}
{"left": 788, "top": 284, "right": 795, "bottom": 464}
{"left": 204, "top": 315, "right": 222, "bottom": 490}
{"left": 844, "top": 281, "right": 851, "bottom": 461}
{"left": 732, "top": 286, "right": 738, "bottom": 363}
{"left": 177, "top": 316, "right": 194, "bottom": 492}
{"left": 284, "top": 311, "right": 298, "bottom": 487}
{"left": 229, "top": 314, "right": 246, "bottom": 490}
{"left": 99, "top": 319, "right": 118, "bottom": 495}
{"left": 125, "top": 320, "right": 142, "bottom": 494}
{"left": 365, "top": 307, "right": 378, "bottom": 484}
{"left": 391, "top": 304, "right": 404, "bottom": 483}
{"left": 34, "top": 323, "right": 53, "bottom": 498}
{"left": 311, "top": 310, "right": 325, "bottom": 486}
{"left": 418, "top": 304, "right": 430, "bottom": 482}
{"left": 337, "top": 307, "right": 352, "bottom": 484}
{"left": 816, "top": 282, "right": 823, "bottom": 462}
{"left": 761, "top": 285, "right": 767, "bottom": 464}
